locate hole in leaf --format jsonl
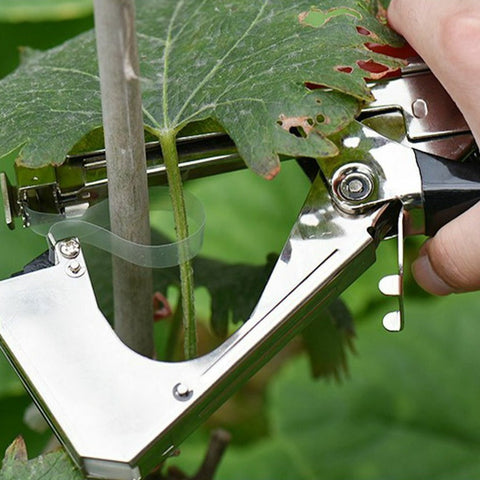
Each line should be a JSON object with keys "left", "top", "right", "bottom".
{"left": 365, "top": 42, "right": 417, "bottom": 60}
{"left": 335, "top": 65, "right": 353, "bottom": 74}
{"left": 305, "top": 82, "right": 327, "bottom": 91}
{"left": 316, "top": 114, "right": 325, "bottom": 124}
{"left": 357, "top": 59, "right": 399, "bottom": 80}
{"left": 356, "top": 26, "right": 372, "bottom": 36}
{"left": 278, "top": 114, "right": 314, "bottom": 138}
{"left": 289, "top": 126, "right": 307, "bottom": 138}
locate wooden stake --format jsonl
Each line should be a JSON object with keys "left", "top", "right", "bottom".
{"left": 93, "top": 0, "right": 154, "bottom": 357}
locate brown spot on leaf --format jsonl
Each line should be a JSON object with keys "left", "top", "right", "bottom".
{"left": 4, "top": 436, "right": 28, "bottom": 463}
{"left": 264, "top": 164, "right": 281, "bottom": 181}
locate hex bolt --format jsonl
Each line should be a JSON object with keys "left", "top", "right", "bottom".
{"left": 173, "top": 383, "right": 193, "bottom": 401}
{"left": 59, "top": 239, "right": 81, "bottom": 259}
{"left": 339, "top": 172, "right": 374, "bottom": 202}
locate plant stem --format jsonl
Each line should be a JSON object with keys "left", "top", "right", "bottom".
{"left": 93, "top": 0, "right": 154, "bottom": 357}
{"left": 159, "top": 130, "right": 197, "bottom": 359}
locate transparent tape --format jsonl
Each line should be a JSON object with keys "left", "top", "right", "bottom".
{"left": 25, "top": 187, "right": 205, "bottom": 268}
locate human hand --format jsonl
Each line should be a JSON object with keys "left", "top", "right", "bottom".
{"left": 388, "top": 0, "right": 480, "bottom": 295}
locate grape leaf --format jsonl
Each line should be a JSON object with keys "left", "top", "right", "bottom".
{"left": 0, "top": 0, "right": 402, "bottom": 177}
{"left": 0, "top": 436, "right": 82, "bottom": 480}
{"left": 301, "top": 298, "right": 355, "bottom": 381}
{"left": 0, "top": 0, "right": 92, "bottom": 22}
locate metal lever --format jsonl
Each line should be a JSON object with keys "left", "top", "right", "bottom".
{"left": 378, "top": 207, "right": 406, "bottom": 332}
{"left": 0, "top": 180, "right": 393, "bottom": 479}
{"left": 0, "top": 123, "right": 425, "bottom": 479}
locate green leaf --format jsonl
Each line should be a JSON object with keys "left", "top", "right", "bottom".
{"left": 0, "top": 0, "right": 92, "bottom": 22}
{"left": 301, "top": 298, "right": 355, "bottom": 381}
{"left": 179, "top": 292, "right": 480, "bottom": 480}
{"left": 1, "top": 437, "right": 83, "bottom": 480}
{"left": 0, "top": 0, "right": 402, "bottom": 177}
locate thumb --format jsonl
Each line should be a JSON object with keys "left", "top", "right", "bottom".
{"left": 412, "top": 203, "right": 480, "bottom": 295}
{"left": 388, "top": 0, "right": 480, "bottom": 142}
{"left": 388, "top": 0, "right": 480, "bottom": 294}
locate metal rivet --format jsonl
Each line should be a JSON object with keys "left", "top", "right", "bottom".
{"left": 59, "top": 239, "right": 81, "bottom": 259}
{"left": 412, "top": 98, "right": 428, "bottom": 119}
{"left": 66, "top": 260, "right": 85, "bottom": 278}
{"left": 339, "top": 172, "right": 374, "bottom": 202}
{"left": 173, "top": 383, "right": 192, "bottom": 401}
{"left": 69, "top": 260, "right": 82, "bottom": 274}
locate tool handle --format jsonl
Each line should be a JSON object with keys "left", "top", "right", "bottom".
{"left": 415, "top": 148, "right": 480, "bottom": 236}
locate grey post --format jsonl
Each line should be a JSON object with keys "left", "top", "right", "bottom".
{"left": 93, "top": 0, "right": 154, "bottom": 357}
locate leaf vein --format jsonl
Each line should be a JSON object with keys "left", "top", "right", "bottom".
{"left": 171, "top": 0, "right": 270, "bottom": 127}
{"left": 162, "top": 0, "right": 185, "bottom": 128}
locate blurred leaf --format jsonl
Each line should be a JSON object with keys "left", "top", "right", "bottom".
{"left": 302, "top": 298, "right": 355, "bottom": 381}
{"left": 0, "top": 437, "right": 82, "bottom": 480}
{"left": 186, "top": 162, "right": 310, "bottom": 265}
{"left": 87, "top": 163, "right": 310, "bottom": 331}
{"left": 0, "top": 0, "right": 402, "bottom": 176}
{"left": 0, "top": 0, "right": 92, "bottom": 22}
{"left": 174, "top": 293, "right": 480, "bottom": 480}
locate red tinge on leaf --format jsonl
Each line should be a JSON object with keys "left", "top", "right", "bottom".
{"left": 357, "top": 59, "right": 399, "bottom": 80}
{"left": 365, "top": 42, "right": 417, "bottom": 60}
{"left": 153, "top": 292, "right": 172, "bottom": 321}
{"left": 335, "top": 65, "right": 354, "bottom": 74}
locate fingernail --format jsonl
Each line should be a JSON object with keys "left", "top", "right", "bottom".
{"left": 412, "top": 254, "right": 455, "bottom": 296}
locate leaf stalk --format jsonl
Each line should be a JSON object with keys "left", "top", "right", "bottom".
{"left": 159, "top": 130, "right": 197, "bottom": 359}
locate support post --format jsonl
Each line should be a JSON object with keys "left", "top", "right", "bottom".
{"left": 93, "top": 0, "right": 154, "bottom": 357}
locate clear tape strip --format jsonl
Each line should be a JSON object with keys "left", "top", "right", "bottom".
{"left": 25, "top": 187, "right": 205, "bottom": 268}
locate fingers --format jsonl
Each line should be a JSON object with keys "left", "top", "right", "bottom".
{"left": 387, "top": 1, "right": 480, "bottom": 295}
{"left": 412, "top": 203, "right": 480, "bottom": 295}
{"left": 388, "top": 0, "right": 480, "bottom": 141}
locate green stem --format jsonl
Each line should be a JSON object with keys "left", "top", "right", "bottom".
{"left": 159, "top": 130, "right": 197, "bottom": 359}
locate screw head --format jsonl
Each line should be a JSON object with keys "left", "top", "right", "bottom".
{"left": 69, "top": 260, "right": 82, "bottom": 274}
{"left": 339, "top": 172, "right": 374, "bottom": 202}
{"left": 66, "top": 260, "right": 85, "bottom": 278}
{"left": 173, "top": 383, "right": 192, "bottom": 401}
{"left": 59, "top": 239, "right": 81, "bottom": 259}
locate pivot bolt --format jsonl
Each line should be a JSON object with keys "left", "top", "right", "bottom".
{"left": 339, "top": 172, "right": 374, "bottom": 202}
{"left": 173, "top": 383, "right": 193, "bottom": 401}
{"left": 59, "top": 239, "right": 81, "bottom": 259}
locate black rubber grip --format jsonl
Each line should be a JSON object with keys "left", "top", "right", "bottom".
{"left": 415, "top": 148, "right": 480, "bottom": 236}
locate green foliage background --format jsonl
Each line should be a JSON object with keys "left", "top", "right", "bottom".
{"left": 1, "top": 3, "right": 480, "bottom": 479}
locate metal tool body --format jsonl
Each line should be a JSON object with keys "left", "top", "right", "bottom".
{"left": 0, "top": 60, "right": 479, "bottom": 479}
